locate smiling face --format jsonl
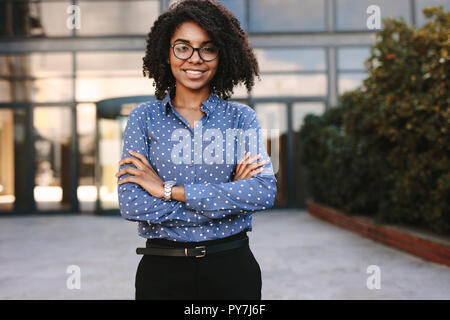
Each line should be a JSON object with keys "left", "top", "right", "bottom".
{"left": 168, "top": 21, "right": 219, "bottom": 93}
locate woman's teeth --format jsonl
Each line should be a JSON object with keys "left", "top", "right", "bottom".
{"left": 185, "top": 70, "right": 204, "bottom": 74}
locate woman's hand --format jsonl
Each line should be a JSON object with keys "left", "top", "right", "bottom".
{"left": 116, "top": 150, "right": 165, "bottom": 199}
{"left": 232, "top": 152, "right": 266, "bottom": 181}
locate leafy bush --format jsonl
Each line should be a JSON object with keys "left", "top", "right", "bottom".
{"left": 300, "top": 7, "right": 450, "bottom": 234}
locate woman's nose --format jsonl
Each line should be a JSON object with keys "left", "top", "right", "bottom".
{"left": 188, "top": 49, "right": 202, "bottom": 63}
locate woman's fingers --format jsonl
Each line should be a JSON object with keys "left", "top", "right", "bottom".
{"left": 235, "top": 152, "right": 250, "bottom": 176}
{"left": 127, "top": 150, "right": 153, "bottom": 169}
{"left": 118, "top": 151, "right": 157, "bottom": 176}
{"left": 118, "top": 157, "right": 145, "bottom": 171}
{"left": 233, "top": 152, "right": 266, "bottom": 181}
{"left": 117, "top": 175, "right": 136, "bottom": 185}
{"left": 241, "top": 159, "right": 266, "bottom": 178}
{"left": 115, "top": 166, "right": 141, "bottom": 178}
{"left": 237, "top": 151, "right": 250, "bottom": 166}
{"left": 239, "top": 153, "right": 262, "bottom": 174}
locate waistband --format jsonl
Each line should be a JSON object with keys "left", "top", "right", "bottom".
{"left": 145, "top": 230, "right": 248, "bottom": 249}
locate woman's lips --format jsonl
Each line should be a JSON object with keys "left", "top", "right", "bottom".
{"left": 183, "top": 69, "right": 207, "bottom": 80}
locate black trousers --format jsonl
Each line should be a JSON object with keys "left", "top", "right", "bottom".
{"left": 135, "top": 231, "right": 262, "bottom": 300}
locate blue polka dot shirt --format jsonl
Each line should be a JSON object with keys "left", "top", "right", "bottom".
{"left": 117, "top": 90, "right": 277, "bottom": 242}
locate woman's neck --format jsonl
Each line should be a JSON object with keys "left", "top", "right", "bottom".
{"left": 172, "top": 85, "right": 210, "bottom": 110}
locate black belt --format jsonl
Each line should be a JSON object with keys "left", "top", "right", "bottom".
{"left": 136, "top": 237, "right": 249, "bottom": 258}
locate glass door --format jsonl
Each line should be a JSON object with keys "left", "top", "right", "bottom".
{"left": 253, "top": 99, "right": 327, "bottom": 208}
{"left": 253, "top": 102, "right": 289, "bottom": 207}
{"left": 33, "top": 106, "right": 73, "bottom": 211}
{"left": 0, "top": 109, "right": 16, "bottom": 212}
{"left": 95, "top": 96, "right": 152, "bottom": 213}
{"left": 96, "top": 116, "right": 128, "bottom": 211}
{"left": 292, "top": 102, "right": 326, "bottom": 207}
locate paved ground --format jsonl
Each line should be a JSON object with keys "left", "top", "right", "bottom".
{"left": 0, "top": 209, "right": 449, "bottom": 300}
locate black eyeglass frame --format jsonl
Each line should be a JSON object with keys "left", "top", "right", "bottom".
{"left": 170, "top": 43, "right": 219, "bottom": 62}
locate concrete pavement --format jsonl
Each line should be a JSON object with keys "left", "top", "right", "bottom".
{"left": 0, "top": 209, "right": 449, "bottom": 299}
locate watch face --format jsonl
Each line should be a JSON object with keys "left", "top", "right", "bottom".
{"left": 165, "top": 180, "right": 175, "bottom": 187}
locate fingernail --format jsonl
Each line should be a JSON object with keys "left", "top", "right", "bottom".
{"left": 128, "top": 150, "right": 134, "bottom": 154}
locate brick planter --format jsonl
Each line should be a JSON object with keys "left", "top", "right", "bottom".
{"left": 306, "top": 201, "right": 450, "bottom": 267}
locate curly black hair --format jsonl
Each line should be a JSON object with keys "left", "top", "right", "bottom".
{"left": 142, "top": 0, "right": 260, "bottom": 100}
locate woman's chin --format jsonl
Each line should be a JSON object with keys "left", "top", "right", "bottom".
{"left": 177, "top": 81, "right": 210, "bottom": 92}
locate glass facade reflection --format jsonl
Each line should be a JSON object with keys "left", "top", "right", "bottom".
{"left": 78, "top": 1, "right": 159, "bottom": 35}
{"left": 249, "top": 0, "right": 326, "bottom": 32}
{"left": 255, "top": 48, "right": 327, "bottom": 72}
{"left": 337, "top": 47, "right": 370, "bottom": 94}
{"left": 0, "top": 0, "right": 447, "bottom": 213}
{"left": 336, "top": 0, "right": 412, "bottom": 30}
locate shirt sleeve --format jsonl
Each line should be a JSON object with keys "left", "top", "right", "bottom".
{"left": 117, "top": 104, "right": 205, "bottom": 225}
{"left": 183, "top": 109, "right": 277, "bottom": 218}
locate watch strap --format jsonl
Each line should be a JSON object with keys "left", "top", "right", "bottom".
{"left": 163, "top": 181, "right": 176, "bottom": 201}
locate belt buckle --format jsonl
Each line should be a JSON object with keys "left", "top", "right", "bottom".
{"left": 195, "top": 246, "right": 206, "bottom": 258}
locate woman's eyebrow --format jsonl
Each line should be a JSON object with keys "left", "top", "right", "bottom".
{"left": 173, "top": 38, "right": 214, "bottom": 44}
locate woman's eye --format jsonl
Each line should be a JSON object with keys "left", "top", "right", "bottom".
{"left": 203, "top": 47, "right": 217, "bottom": 53}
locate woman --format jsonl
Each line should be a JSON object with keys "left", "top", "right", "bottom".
{"left": 116, "top": 0, "right": 277, "bottom": 300}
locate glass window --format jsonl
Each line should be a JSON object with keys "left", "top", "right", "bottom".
{"left": 416, "top": 0, "right": 450, "bottom": 26}
{"left": 76, "top": 77, "right": 153, "bottom": 102}
{"left": 34, "top": 78, "right": 73, "bottom": 102}
{"left": 255, "top": 48, "right": 326, "bottom": 72}
{"left": 0, "top": 53, "right": 72, "bottom": 77}
{"left": 38, "top": 1, "right": 73, "bottom": 37}
{"left": 337, "top": 47, "right": 371, "bottom": 71}
{"left": 0, "top": 1, "right": 72, "bottom": 37}
{"left": 336, "top": 0, "right": 411, "bottom": 30}
{"left": 0, "top": 80, "right": 12, "bottom": 102}
{"left": 29, "top": 53, "right": 73, "bottom": 78}
{"left": 3, "top": 79, "right": 72, "bottom": 102}
{"left": 252, "top": 74, "right": 327, "bottom": 97}
{"left": 77, "top": 0, "right": 159, "bottom": 36}
{"left": 76, "top": 52, "right": 153, "bottom": 101}
{"left": 0, "top": 53, "right": 73, "bottom": 102}
{"left": 292, "top": 102, "right": 326, "bottom": 132}
{"left": 338, "top": 72, "right": 367, "bottom": 95}
{"left": 220, "top": 0, "right": 247, "bottom": 31}
{"left": 249, "top": 0, "right": 326, "bottom": 32}
{"left": 76, "top": 52, "right": 142, "bottom": 77}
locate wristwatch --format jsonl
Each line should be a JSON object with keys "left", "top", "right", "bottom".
{"left": 163, "top": 180, "right": 176, "bottom": 201}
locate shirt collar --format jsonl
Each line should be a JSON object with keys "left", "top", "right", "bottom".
{"left": 162, "top": 90, "right": 220, "bottom": 116}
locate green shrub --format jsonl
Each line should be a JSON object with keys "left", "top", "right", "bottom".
{"left": 300, "top": 7, "right": 450, "bottom": 235}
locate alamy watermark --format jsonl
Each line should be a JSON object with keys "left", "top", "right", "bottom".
{"left": 168, "top": 121, "right": 280, "bottom": 174}
{"left": 367, "top": 5, "right": 381, "bottom": 30}
{"left": 66, "top": 5, "right": 81, "bottom": 30}
{"left": 366, "top": 265, "right": 381, "bottom": 290}
{"left": 66, "top": 265, "right": 81, "bottom": 290}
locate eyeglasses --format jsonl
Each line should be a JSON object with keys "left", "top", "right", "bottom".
{"left": 170, "top": 42, "right": 219, "bottom": 62}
